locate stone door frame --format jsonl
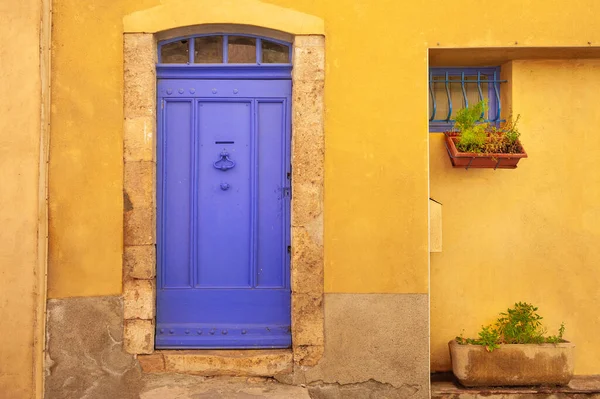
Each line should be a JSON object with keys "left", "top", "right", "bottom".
{"left": 121, "top": 27, "right": 325, "bottom": 368}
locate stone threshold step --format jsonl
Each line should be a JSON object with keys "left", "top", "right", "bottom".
{"left": 141, "top": 374, "right": 310, "bottom": 399}
{"left": 138, "top": 349, "right": 293, "bottom": 377}
{"left": 432, "top": 373, "right": 600, "bottom": 398}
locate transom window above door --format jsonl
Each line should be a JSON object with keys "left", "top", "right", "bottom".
{"left": 158, "top": 34, "right": 292, "bottom": 65}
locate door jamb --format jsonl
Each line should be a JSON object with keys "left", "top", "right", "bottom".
{"left": 122, "top": 31, "right": 325, "bottom": 370}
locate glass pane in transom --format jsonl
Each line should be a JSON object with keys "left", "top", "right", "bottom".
{"left": 161, "top": 40, "right": 189, "bottom": 63}
{"left": 227, "top": 36, "right": 256, "bottom": 63}
{"left": 194, "top": 36, "right": 223, "bottom": 63}
{"left": 261, "top": 40, "right": 289, "bottom": 63}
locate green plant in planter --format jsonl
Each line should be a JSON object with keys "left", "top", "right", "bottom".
{"left": 452, "top": 100, "right": 523, "bottom": 154}
{"left": 453, "top": 100, "right": 488, "bottom": 153}
{"left": 456, "top": 302, "right": 566, "bottom": 352}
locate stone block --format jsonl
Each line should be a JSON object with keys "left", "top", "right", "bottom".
{"left": 291, "top": 227, "right": 323, "bottom": 295}
{"left": 291, "top": 156, "right": 323, "bottom": 188}
{"left": 293, "top": 46, "right": 325, "bottom": 81}
{"left": 292, "top": 79, "right": 325, "bottom": 118}
{"left": 124, "top": 116, "right": 155, "bottom": 162}
{"left": 292, "top": 81, "right": 325, "bottom": 161}
{"left": 294, "top": 35, "right": 325, "bottom": 48}
{"left": 138, "top": 353, "right": 165, "bottom": 373}
{"left": 291, "top": 155, "right": 323, "bottom": 189}
{"left": 123, "top": 279, "right": 155, "bottom": 320}
{"left": 291, "top": 183, "right": 322, "bottom": 227}
{"left": 162, "top": 350, "right": 293, "bottom": 377}
{"left": 124, "top": 319, "right": 154, "bottom": 354}
{"left": 124, "top": 34, "right": 156, "bottom": 71}
{"left": 124, "top": 79, "right": 156, "bottom": 119}
{"left": 124, "top": 245, "right": 155, "bottom": 279}
{"left": 292, "top": 112, "right": 324, "bottom": 138}
{"left": 303, "top": 212, "right": 324, "bottom": 246}
{"left": 124, "top": 206, "right": 155, "bottom": 246}
{"left": 291, "top": 78, "right": 324, "bottom": 187}
{"left": 292, "top": 116, "right": 324, "bottom": 152}
{"left": 124, "top": 161, "right": 154, "bottom": 209}
{"left": 292, "top": 293, "right": 324, "bottom": 346}
{"left": 294, "top": 345, "right": 324, "bottom": 367}
{"left": 124, "top": 34, "right": 156, "bottom": 119}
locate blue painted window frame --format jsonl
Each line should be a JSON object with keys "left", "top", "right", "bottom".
{"left": 157, "top": 34, "right": 292, "bottom": 79}
{"left": 429, "top": 67, "right": 505, "bottom": 132}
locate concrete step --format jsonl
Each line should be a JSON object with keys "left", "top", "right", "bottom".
{"left": 432, "top": 373, "right": 600, "bottom": 399}
{"left": 140, "top": 374, "right": 310, "bottom": 399}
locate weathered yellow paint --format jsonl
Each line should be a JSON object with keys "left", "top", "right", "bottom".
{"left": 0, "top": 0, "right": 48, "bottom": 397}
{"left": 48, "top": 0, "right": 156, "bottom": 298}
{"left": 429, "top": 200, "right": 442, "bottom": 253}
{"left": 124, "top": 0, "right": 324, "bottom": 35}
{"left": 49, "top": 0, "right": 600, "bottom": 301}
{"left": 430, "top": 60, "right": 600, "bottom": 374}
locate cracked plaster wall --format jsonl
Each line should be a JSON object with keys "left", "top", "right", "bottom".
{"left": 45, "top": 296, "right": 143, "bottom": 399}
{"left": 279, "top": 293, "right": 430, "bottom": 399}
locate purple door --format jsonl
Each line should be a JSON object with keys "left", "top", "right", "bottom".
{"left": 156, "top": 79, "right": 291, "bottom": 348}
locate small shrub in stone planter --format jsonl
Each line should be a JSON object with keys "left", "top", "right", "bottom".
{"left": 449, "top": 302, "right": 574, "bottom": 387}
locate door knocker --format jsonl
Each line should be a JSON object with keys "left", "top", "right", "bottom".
{"left": 213, "top": 150, "right": 236, "bottom": 171}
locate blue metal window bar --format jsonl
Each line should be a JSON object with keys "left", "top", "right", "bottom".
{"left": 429, "top": 67, "right": 505, "bottom": 132}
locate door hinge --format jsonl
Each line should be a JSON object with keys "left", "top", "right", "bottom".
{"left": 287, "top": 245, "right": 291, "bottom": 254}
{"left": 283, "top": 187, "right": 291, "bottom": 197}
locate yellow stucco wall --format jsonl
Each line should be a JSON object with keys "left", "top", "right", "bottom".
{"left": 430, "top": 59, "right": 600, "bottom": 374}
{"left": 48, "top": 0, "right": 154, "bottom": 297}
{"left": 123, "top": 0, "right": 324, "bottom": 34}
{"left": 0, "top": 1, "right": 46, "bottom": 397}
{"left": 49, "top": 0, "right": 429, "bottom": 297}
{"left": 49, "top": 0, "right": 600, "bottom": 308}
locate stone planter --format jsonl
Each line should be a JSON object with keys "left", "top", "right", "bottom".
{"left": 448, "top": 339, "right": 575, "bottom": 387}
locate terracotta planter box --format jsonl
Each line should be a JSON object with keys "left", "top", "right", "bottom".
{"left": 449, "top": 340, "right": 575, "bottom": 387}
{"left": 444, "top": 133, "right": 527, "bottom": 169}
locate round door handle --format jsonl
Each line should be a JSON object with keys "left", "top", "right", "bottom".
{"left": 220, "top": 182, "right": 230, "bottom": 191}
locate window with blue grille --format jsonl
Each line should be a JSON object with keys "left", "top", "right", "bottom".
{"left": 429, "top": 67, "right": 504, "bottom": 132}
